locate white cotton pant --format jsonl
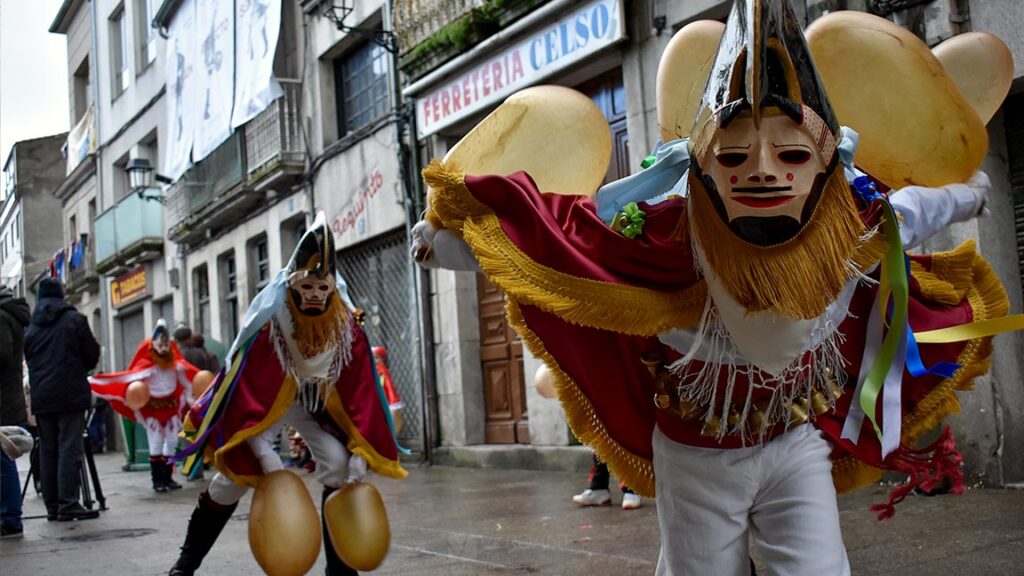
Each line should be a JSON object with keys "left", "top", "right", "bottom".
{"left": 145, "top": 420, "right": 181, "bottom": 457}
{"left": 653, "top": 424, "right": 850, "bottom": 576}
{"left": 208, "top": 401, "right": 353, "bottom": 505}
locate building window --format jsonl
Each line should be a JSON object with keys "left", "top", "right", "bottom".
{"left": 73, "top": 59, "right": 92, "bottom": 123}
{"left": 153, "top": 297, "right": 174, "bottom": 326}
{"left": 334, "top": 40, "right": 389, "bottom": 136}
{"left": 193, "top": 265, "right": 210, "bottom": 339}
{"left": 110, "top": 5, "right": 131, "bottom": 96}
{"left": 135, "top": 0, "right": 157, "bottom": 71}
{"left": 248, "top": 234, "right": 270, "bottom": 299}
{"left": 219, "top": 251, "right": 239, "bottom": 343}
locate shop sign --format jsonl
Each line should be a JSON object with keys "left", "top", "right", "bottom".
{"left": 111, "top": 266, "right": 149, "bottom": 308}
{"left": 416, "top": 0, "right": 623, "bottom": 137}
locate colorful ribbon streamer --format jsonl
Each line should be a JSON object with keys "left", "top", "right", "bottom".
{"left": 914, "top": 315, "right": 1024, "bottom": 343}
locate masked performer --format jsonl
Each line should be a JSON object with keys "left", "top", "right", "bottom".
{"left": 411, "top": 1, "right": 1019, "bottom": 574}
{"left": 169, "top": 213, "right": 405, "bottom": 576}
{"left": 90, "top": 320, "right": 199, "bottom": 492}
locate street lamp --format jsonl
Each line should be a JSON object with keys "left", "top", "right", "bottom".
{"left": 126, "top": 157, "right": 166, "bottom": 204}
{"left": 127, "top": 157, "right": 154, "bottom": 191}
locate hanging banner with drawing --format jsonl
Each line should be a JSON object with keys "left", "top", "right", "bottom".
{"left": 164, "top": 0, "right": 198, "bottom": 181}
{"left": 232, "top": 0, "right": 283, "bottom": 129}
{"left": 193, "top": 0, "right": 235, "bottom": 162}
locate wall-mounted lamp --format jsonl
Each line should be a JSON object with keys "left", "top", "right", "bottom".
{"left": 320, "top": 1, "right": 398, "bottom": 54}
{"left": 126, "top": 157, "right": 167, "bottom": 204}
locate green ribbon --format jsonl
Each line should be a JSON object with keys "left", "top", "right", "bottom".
{"left": 611, "top": 202, "right": 646, "bottom": 239}
{"left": 859, "top": 200, "right": 909, "bottom": 442}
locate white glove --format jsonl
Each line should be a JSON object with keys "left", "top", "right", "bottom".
{"left": 410, "top": 219, "right": 439, "bottom": 267}
{"left": 346, "top": 454, "right": 367, "bottom": 484}
{"left": 966, "top": 170, "right": 990, "bottom": 216}
{"left": 0, "top": 426, "right": 33, "bottom": 459}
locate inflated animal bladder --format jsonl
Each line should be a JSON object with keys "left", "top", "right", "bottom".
{"left": 248, "top": 470, "right": 321, "bottom": 576}
{"left": 806, "top": 11, "right": 988, "bottom": 190}
{"left": 324, "top": 481, "right": 390, "bottom": 571}
{"left": 932, "top": 31, "right": 1013, "bottom": 125}
{"left": 441, "top": 85, "right": 611, "bottom": 197}
{"left": 657, "top": 20, "right": 725, "bottom": 142}
{"left": 191, "top": 370, "right": 215, "bottom": 398}
{"left": 124, "top": 381, "right": 150, "bottom": 410}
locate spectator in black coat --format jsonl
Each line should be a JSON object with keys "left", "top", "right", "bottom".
{"left": 0, "top": 284, "right": 31, "bottom": 538}
{"left": 24, "top": 278, "right": 101, "bottom": 521}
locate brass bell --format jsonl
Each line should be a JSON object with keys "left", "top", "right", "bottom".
{"left": 727, "top": 407, "right": 742, "bottom": 427}
{"left": 788, "top": 399, "right": 809, "bottom": 426}
{"left": 640, "top": 352, "right": 662, "bottom": 378}
{"left": 679, "top": 399, "right": 700, "bottom": 420}
{"left": 700, "top": 414, "right": 721, "bottom": 437}
{"left": 749, "top": 409, "right": 766, "bottom": 432}
{"left": 810, "top": 390, "right": 831, "bottom": 416}
{"left": 653, "top": 393, "right": 671, "bottom": 410}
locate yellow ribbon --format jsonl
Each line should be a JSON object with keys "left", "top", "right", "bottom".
{"left": 913, "top": 314, "right": 1024, "bottom": 344}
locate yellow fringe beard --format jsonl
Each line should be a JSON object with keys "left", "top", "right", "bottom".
{"left": 287, "top": 292, "right": 345, "bottom": 358}
{"left": 688, "top": 168, "right": 884, "bottom": 320}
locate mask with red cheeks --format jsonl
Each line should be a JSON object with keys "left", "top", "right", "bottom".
{"left": 696, "top": 110, "right": 830, "bottom": 245}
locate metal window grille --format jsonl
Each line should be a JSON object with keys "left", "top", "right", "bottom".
{"left": 337, "top": 230, "right": 423, "bottom": 450}
{"left": 1005, "top": 92, "right": 1024, "bottom": 302}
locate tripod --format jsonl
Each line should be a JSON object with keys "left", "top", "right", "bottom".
{"left": 20, "top": 409, "right": 108, "bottom": 518}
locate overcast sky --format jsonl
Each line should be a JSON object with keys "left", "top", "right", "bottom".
{"left": 1, "top": 0, "right": 69, "bottom": 167}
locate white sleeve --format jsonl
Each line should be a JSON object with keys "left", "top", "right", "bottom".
{"left": 888, "top": 172, "right": 989, "bottom": 250}
{"left": 410, "top": 219, "right": 480, "bottom": 272}
{"left": 247, "top": 426, "right": 283, "bottom": 473}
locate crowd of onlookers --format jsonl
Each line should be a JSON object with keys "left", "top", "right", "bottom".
{"left": 0, "top": 279, "right": 219, "bottom": 538}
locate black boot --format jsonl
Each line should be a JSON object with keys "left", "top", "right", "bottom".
{"left": 169, "top": 491, "right": 238, "bottom": 576}
{"left": 322, "top": 487, "right": 358, "bottom": 576}
{"left": 163, "top": 459, "right": 182, "bottom": 490}
{"left": 150, "top": 457, "right": 168, "bottom": 493}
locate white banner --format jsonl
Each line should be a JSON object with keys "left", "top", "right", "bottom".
{"left": 66, "top": 105, "right": 95, "bottom": 174}
{"left": 415, "top": 0, "right": 624, "bottom": 137}
{"left": 232, "top": 0, "right": 282, "bottom": 128}
{"left": 193, "top": 0, "right": 235, "bottom": 161}
{"left": 164, "top": 0, "right": 198, "bottom": 181}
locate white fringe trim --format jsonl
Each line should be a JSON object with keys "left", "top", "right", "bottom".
{"left": 668, "top": 302, "right": 848, "bottom": 445}
{"left": 269, "top": 312, "right": 354, "bottom": 413}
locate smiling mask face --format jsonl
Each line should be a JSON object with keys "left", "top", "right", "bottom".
{"left": 698, "top": 110, "right": 829, "bottom": 245}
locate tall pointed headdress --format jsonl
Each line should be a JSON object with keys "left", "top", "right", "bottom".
{"left": 690, "top": 0, "right": 839, "bottom": 164}
{"left": 287, "top": 212, "right": 337, "bottom": 280}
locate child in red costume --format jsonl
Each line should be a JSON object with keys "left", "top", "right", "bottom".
{"left": 90, "top": 319, "right": 199, "bottom": 492}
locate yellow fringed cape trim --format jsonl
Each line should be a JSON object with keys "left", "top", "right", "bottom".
{"left": 506, "top": 300, "right": 656, "bottom": 496}
{"left": 325, "top": 391, "right": 408, "bottom": 479}
{"left": 424, "top": 160, "right": 706, "bottom": 336}
{"left": 212, "top": 375, "right": 298, "bottom": 488}
{"left": 832, "top": 240, "right": 1010, "bottom": 494}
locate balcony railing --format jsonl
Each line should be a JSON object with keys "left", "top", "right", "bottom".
{"left": 167, "top": 79, "right": 304, "bottom": 245}
{"left": 95, "top": 192, "right": 165, "bottom": 275}
{"left": 245, "top": 79, "right": 304, "bottom": 183}
{"left": 392, "top": 0, "right": 480, "bottom": 55}
{"left": 394, "top": 0, "right": 545, "bottom": 80}
{"left": 67, "top": 241, "right": 99, "bottom": 294}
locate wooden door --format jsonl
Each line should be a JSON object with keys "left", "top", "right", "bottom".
{"left": 474, "top": 69, "right": 628, "bottom": 445}
{"left": 477, "top": 274, "right": 528, "bottom": 444}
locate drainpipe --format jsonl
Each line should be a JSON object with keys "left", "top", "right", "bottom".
{"left": 88, "top": 0, "right": 111, "bottom": 372}
{"left": 387, "top": 0, "right": 437, "bottom": 464}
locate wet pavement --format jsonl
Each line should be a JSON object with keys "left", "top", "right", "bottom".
{"left": 2, "top": 450, "right": 1023, "bottom": 575}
